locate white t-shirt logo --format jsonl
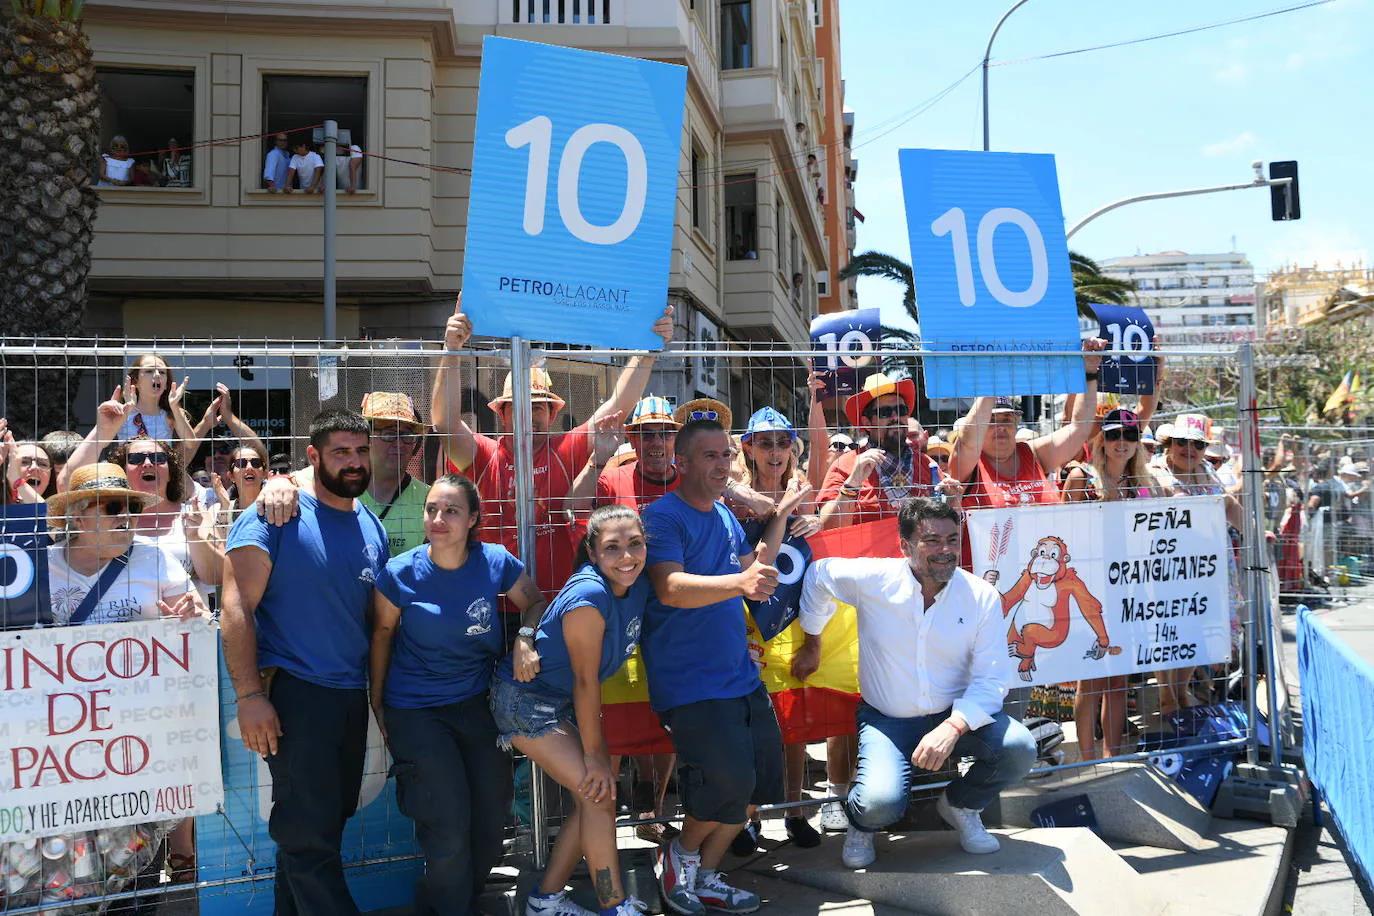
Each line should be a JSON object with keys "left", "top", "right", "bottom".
{"left": 466, "top": 598, "right": 493, "bottom": 636}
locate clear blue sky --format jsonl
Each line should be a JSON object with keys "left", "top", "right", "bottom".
{"left": 838, "top": 0, "right": 1371, "bottom": 330}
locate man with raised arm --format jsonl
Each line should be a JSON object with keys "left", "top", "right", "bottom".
{"left": 430, "top": 297, "right": 673, "bottom": 595}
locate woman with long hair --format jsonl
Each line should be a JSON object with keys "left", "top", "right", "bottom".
{"left": 490, "top": 504, "right": 653, "bottom": 916}
{"left": 118, "top": 355, "right": 199, "bottom": 465}
{"left": 370, "top": 474, "right": 545, "bottom": 915}
{"left": 730, "top": 406, "right": 843, "bottom": 851}
{"left": 1061, "top": 408, "right": 1164, "bottom": 759}
{"left": 1, "top": 428, "right": 54, "bottom": 504}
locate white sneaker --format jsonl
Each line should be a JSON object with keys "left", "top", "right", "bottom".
{"left": 936, "top": 793, "right": 1000, "bottom": 854}
{"left": 526, "top": 889, "right": 595, "bottom": 916}
{"left": 841, "top": 826, "right": 875, "bottom": 869}
{"left": 818, "top": 799, "right": 849, "bottom": 832}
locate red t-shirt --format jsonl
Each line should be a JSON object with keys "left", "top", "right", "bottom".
{"left": 447, "top": 424, "right": 591, "bottom": 595}
{"left": 818, "top": 447, "right": 938, "bottom": 525}
{"left": 595, "top": 460, "right": 679, "bottom": 511}
{"left": 961, "top": 441, "right": 1060, "bottom": 510}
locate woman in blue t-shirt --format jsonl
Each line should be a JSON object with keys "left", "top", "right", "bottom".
{"left": 490, "top": 504, "right": 651, "bottom": 916}
{"left": 370, "top": 474, "right": 547, "bottom": 916}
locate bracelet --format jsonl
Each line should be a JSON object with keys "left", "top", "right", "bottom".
{"left": 1085, "top": 371, "right": 1099, "bottom": 382}
{"left": 237, "top": 691, "right": 265, "bottom": 703}
{"left": 839, "top": 484, "right": 861, "bottom": 498}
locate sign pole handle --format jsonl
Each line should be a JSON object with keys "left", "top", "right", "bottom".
{"left": 1236, "top": 342, "right": 1267, "bottom": 765}
{"left": 509, "top": 336, "right": 548, "bottom": 868}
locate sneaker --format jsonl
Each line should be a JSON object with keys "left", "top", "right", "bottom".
{"left": 784, "top": 815, "right": 821, "bottom": 848}
{"left": 526, "top": 889, "right": 596, "bottom": 916}
{"left": 607, "top": 901, "right": 648, "bottom": 916}
{"left": 936, "top": 793, "right": 1000, "bottom": 854}
{"left": 818, "top": 799, "right": 849, "bottom": 832}
{"left": 695, "top": 869, "right": 761, "bottom": 914}
{"left": 658, "top": 840, "right": 705, "bottom": 916}
{"left": 729, "top": 821, "right": 761, "bottom": 857}
{"left": 841, "top": 826, "right": 875, "bottom": 869}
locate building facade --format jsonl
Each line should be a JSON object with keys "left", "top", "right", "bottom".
{"left": 1101, "top": 251, "right": 1257, "bottom": 332}
{"left": 80, "top": 0, "right": 846, "bottom": 415}
{"left": 1262, "top": 263, "right": 1374, "bottom": 328}
{"left": 814, "top": 0, "right": 857, "bottom": 314}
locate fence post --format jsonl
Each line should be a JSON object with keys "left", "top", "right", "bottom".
{"left": 1237, "top": 341, "right": 1282, "bottom": 765}
{"left": 509, "top": 336, "right": 549, "bottom": 869}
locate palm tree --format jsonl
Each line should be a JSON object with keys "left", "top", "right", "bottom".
{"left": 838, "top": 248, "right": 1138, "bottom": 325}
{"left": 0, "top": 0, "right": 100, "bottom": 434}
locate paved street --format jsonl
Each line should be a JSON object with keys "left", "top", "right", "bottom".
{"left": 1281, "top": 585, "right": 1374, "bottom": 915}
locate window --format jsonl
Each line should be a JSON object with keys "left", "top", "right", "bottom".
{"left": 725, "top": 172, "right": 758, "bottom": 260}
{"left": 262, "top": 74, "right": 368, "bottom": 191}
{"left": 513, "top": 0, "right": 610, "bottom": 24}
{"left": 95, "top": 67, "right": 196, "bottom": 188}
{"left": 776, "top": 190, "right": 788, "bottom": 277}
{"left": 689, "top": 139, "right": 710, "bottom": 241}
{"left": 720, "top": 0, "right": 752, "bottom": 69}
{"left": 691, "top": 145, "right": 702, "bottom": 230}
{"left": 790, "top": 225, "right": 800, "bottom": 293}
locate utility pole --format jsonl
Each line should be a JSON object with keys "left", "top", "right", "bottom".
{"left": 982, "top": 0, "right": 1031, "bottom": 151}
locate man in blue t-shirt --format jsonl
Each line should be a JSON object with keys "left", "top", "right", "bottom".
{"left": 221, "top": 409, "right": 388, "bottom": 916}
{"left": 642, "top": 419, "right": 784, "bottom": 916}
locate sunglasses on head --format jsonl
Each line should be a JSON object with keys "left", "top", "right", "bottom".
{"left": 1103, "top": 427, "right": 1141, "bottom": 442}
{"left": 126, "top": 451, "right": 169, "bottom": 466}
{"left": 233, "top": 457, "right": 265, "bottom": 470}
{"left": 688, "top": 409, "right": 719, "bottom": 421}
{"left": 865, "top": 404, "right": 909, "bottom": 420}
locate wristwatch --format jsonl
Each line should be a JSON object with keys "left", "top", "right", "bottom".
{"left": 517, "top": 626, "right": 536, "bottom": 642}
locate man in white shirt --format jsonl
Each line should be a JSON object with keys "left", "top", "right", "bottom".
{"left": 286, "top": 140, "right": 324, "bottom": 194}
{"left": 793, "top": 497, "right": 1036, "bottom": 869}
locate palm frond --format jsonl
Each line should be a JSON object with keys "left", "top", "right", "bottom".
{"left": 839, "top": 250, "right": 916, "bottom": 324}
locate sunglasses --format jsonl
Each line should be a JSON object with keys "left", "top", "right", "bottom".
{"left": 687, "top": 409, "right": 719, "bottom": 421}
{"left": 126, "top": 451, "right": 169, "bottom": 466}
{"left": 269, "top": 465, "right": 291, "bottom": 476}
{"left": 865, "top": 404, "right": 909, "bottom": 420}
{"left": 94, "top": 499, "right": 140, "bottom": 516}
{"left": 1172, "top": 439, "right": 1208, "bottom": 451}
{"left": 1103, "top": 428, "right": 1141, "bottom": 442}
{"left": 233, "top": 457, "right": 265, "bottom": 470}
{"left": 829, "top": 441, "right": 858, "bottom": 451}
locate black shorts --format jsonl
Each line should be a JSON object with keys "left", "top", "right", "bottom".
{"left": 660, "top": 684, "right": 784, "bottom": 824}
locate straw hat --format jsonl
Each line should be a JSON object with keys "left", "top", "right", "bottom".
{"left": 674, "top": 397, "right": 733, "bottom": 430}
{"left": 46, "top": 462, "right": 157, "bottom": 528}
{"left": 844, "top": 373, "right": 916, "bottom": 427}
{"left": 360, "top": 391, "right": 424, "bottom": 431}
{"left": 626, "top": 395, "right": 680, "bottom": 429}
{"left": 488, "top": 368, "right": 566, "bottom": 413}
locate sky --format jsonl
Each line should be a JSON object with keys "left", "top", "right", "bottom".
{"left": 837, "top": 0, "right": 1371, "bottom": 330}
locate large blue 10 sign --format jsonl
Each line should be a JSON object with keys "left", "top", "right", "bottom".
{"left": 461, "top": 37, "right": 686, "bottom": 349}
{"left": 899, "top": 149, "right": 1085, "bottom": 399}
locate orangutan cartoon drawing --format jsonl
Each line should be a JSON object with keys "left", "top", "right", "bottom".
{"left": 984, "top": 536, "right": 1120, "bottom": 681}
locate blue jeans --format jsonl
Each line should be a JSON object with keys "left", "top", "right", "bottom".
{"left": 845, "top": 703, "right": 1036, "bottom": 831}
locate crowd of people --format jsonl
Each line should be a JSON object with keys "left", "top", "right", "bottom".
{"left": 5, "top": 303, "right": 1365, "bottom": 916}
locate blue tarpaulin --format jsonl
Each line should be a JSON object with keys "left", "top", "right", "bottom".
{"left": 1297, "top": 606, "right": 1374, "bottom": 887}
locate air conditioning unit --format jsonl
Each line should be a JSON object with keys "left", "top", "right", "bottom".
{"left": 816, "top": 270, "right": 830, "bottom": 297}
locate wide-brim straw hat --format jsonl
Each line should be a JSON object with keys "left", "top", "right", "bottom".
{"left": 488, "top": 368, "right": 566, "bottom": 413}
{"left": 674, "top": 397, "right": 733, "bottom": 430}
{"left": 46, "top": 462, "right": 158, "bottom": 527}
{"left": 844, "top": 373, "right": 916, "bottom": 427}
{"left": 360, "top": 391, "right": 425, "bottom": 431}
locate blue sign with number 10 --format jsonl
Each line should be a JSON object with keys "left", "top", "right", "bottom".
{"left": 899, "top": 149, "right": 1085, "bottom": 399}
{"left": 461, "top": 37, "right": 686, "bottom": 349}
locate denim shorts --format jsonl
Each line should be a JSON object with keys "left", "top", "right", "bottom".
{"left": 489, "top": 676, "right": 574, "bottom": 751}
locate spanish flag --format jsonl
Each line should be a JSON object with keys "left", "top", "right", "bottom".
{"left": 747, "top": 516, "right": 903, "bottom": 744}
{"left": 1324, "top": 371, "right": 1356, "bottom": 416}
{"left": 601, "top": 647, "right": 673, "bottom": 757}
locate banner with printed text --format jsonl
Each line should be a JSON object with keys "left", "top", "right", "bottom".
{"left": 966, "top": 496, "right": 1232, "bottom": 686}
{"left": 0, "top": 618, "right": 223, "bottom": 841}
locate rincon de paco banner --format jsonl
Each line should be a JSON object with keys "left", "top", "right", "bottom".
{"left": 967, "top": 496, "right": 1232, "bottom": 686}
{"left": 0, "top": 618, "right": 224, "bottom": 841}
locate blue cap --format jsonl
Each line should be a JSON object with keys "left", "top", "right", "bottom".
{"left": 741, "top": 407, "right": 796, "bottom": 442}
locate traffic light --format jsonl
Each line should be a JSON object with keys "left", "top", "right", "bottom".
{"left": 1269, "top": 161, "right": 1300, "bottom": 221}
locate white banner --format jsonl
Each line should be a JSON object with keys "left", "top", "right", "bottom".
{"left": 0, "top": 618, "right": 224, "bottom": 840}
{"left": 967, "top": 496, "right": 1232, "bottom": 686}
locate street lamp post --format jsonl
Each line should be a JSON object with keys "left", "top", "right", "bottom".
{"left": 982, "top": 0, "right": 1032, "bottom": 152}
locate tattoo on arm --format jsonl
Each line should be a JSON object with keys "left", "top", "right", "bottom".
{"left": 594, "top": 867, "right": 616, "bottom": 906}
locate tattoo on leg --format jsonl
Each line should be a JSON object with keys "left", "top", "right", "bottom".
{"left": 594, "top": 867, "right": 616, "bottom": 906}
